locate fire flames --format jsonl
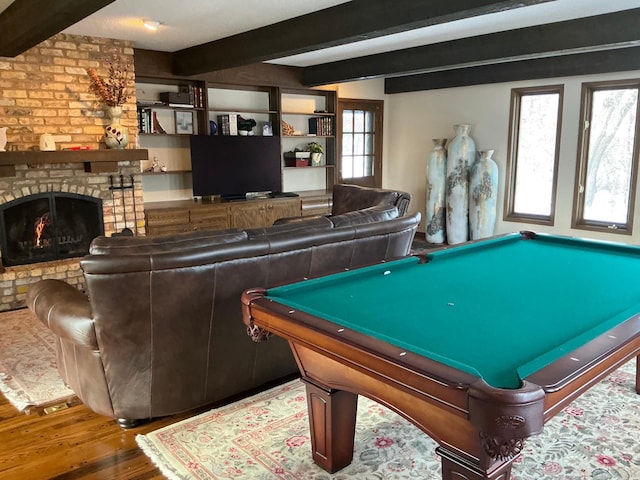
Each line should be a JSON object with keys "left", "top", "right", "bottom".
{"left": 34, "top": 213, "right": 50, "bottom": 247}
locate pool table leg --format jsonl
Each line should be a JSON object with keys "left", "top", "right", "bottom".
{"left": 438, "top": 447, "right": 513, "bottom": 480}
{"left": 302, "top": 378, "right": 358, "bottom": 473}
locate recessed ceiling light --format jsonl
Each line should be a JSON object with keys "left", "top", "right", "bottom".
{"left": 143, "top": 20, "right": 161, "bottom": 31}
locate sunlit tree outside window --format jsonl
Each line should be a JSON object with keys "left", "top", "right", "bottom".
{"left": 582, "top": 88, "right": 638, "bottom": 224}
{"left": 513, "top": 93, "right": 560, "bottom": 216}
{"left": 505, "top": 86, "right": 562, "bottom": 225}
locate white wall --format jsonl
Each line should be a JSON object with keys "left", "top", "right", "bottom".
{"left": 370, "top": 70, "right": 640, "bottom": 244}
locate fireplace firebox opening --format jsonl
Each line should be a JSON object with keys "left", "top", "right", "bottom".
{"left": 0, "top": 192, "right": 104, "bottom": 267}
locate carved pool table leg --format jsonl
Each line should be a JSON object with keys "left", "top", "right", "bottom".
{"left": 302, "top": 378, "right": 358, "bottom": 473}
{"left": 437, "top": 446, "right": 513, "bottom": 480}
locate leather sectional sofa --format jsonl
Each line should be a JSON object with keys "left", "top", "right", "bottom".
{"left": 27, "top": 196, "right": 420, "bottom": 427}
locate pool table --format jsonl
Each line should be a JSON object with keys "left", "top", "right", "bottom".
{"left": 241, "top": 231, "right": 640, "bottom": 480}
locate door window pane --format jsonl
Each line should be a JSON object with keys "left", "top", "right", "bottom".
{"left": 365, "top": 111, "right": 374, "bottom": 131}
{"left": 354, "top": 110, "right": 365, "bottom": 131}
{"left": 365, "top": 134, "right": 374, "bottom": 155}
{"left": 343, "top": 110, "right": 353, "bottom": 132}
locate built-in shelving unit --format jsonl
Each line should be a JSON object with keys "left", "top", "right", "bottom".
{"left": 134, "top": 73, "right": 337, "bottom": 204}
{"left": 280, "top": 87, "right": 337, "bottom": 192}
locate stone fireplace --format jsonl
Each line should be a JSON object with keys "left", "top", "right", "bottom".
{"left": 0, "top": 159, "right": 144, "bottom": 311}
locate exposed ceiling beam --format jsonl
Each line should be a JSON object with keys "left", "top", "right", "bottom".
{"left": 0, "top": 0, "right": 114, "bottom": 57}
{"left": 172, "top": 0, "right": 553, "bottom": 77}
{"left": 303, "top": 8, "right": 640, "bottom": 86}
{"left": 384, "top": 46, "right": 640, "bottom": 94}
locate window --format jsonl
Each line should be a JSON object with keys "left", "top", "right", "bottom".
{"left": 573, "top": 80, "right": 640, "bottom": 235}
{"left": 338, "top": 99, "right": 383, "bottom": 187}
{"left": 504, "top": 86, "right": 563, "bottom": 225}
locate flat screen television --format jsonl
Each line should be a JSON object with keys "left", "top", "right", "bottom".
{"left": 190, "top": 135, "right": 282, "bottom": 199}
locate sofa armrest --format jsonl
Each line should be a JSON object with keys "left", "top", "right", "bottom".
{"left": 27, "top": 279, "right": 98, "bottom": 350}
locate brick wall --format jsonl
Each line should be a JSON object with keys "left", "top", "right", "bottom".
{"left": 0, "top": 33, "right": 143, "bottom": 311}
{"left": 0, "top": 33, "right": 137, "bottom": 150}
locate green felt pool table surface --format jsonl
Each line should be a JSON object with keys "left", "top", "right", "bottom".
{"left": 267, "top": 232, "right": 640, "bottom": 389}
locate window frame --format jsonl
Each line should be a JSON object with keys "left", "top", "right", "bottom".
{"left": 572, "top": 79, "right": 640, "bottom": 236}
{"left": 503, "top": 85, "right": 563, "bottom": 226}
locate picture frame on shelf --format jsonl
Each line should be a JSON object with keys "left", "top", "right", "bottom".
{"left": 175, "top": 110, "right": 194, "bottom": 135}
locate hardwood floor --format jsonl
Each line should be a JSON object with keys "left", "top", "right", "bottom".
{"left": 0, "top": 394, "right": 202, "bottom": 479}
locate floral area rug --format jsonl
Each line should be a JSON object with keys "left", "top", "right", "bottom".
{"left": 137, "top": 361, "right": 640, "bottom": 480}
{"left": 0, "top": 308, "right": 74, "bottom": 412}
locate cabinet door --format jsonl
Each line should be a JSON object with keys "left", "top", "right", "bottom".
{"left": 229, "top": 202, "right": 267, "bottom": 228}
{"left": 145, "top": 208, "right": 190, "bottom": 236}
{"left": 265, "top": 199, "right": 301, "bottom": 225}
{"left": 190, "top": 205, "right": 229, "bottom": 231}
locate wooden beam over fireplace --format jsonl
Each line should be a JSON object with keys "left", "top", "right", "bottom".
{"left": 0, "top": 149, "right": 149, "bottom": 177}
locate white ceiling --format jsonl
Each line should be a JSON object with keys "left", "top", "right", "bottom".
{"left": 61, "top": 0, "right": 640, "bottom": 68}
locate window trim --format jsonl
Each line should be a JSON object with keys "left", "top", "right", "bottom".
{"left": 503, "top": 85, "right": 563, "bottom": 226}
{"left": 572, "top": 79, "right": 640, "bottom": 236}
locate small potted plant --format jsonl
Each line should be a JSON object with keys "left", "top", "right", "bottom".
{"left": 308, "top": 142, "right": 324, "bottom": 166}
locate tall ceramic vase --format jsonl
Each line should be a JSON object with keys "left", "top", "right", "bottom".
{"left": 425, "top": 139, "right": 447, "bottom": 244}
{"left": 469, "top": 149, "right": 499, "bottom": 240}
{"left": 446, "top": 124, "right": 475, "bottom": 245}
{"left": 104, "top": 106, "right": 129, "bottom": 149}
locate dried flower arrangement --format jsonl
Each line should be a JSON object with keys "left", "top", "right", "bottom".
{"left": 87, "top": 56, "right": 131, "bottom": 107}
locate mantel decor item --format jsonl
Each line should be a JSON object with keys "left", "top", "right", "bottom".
{"left": 87, "top": 56, "right": 131, "bottom": 149}
{"left": 446, "top": 124, "right": 476, "bottom": 245}
{"left": 469, "top": 149, "right": 499, "bottom": 240}
{"left": 103, "top": 106, "right": 129, "bottom": 149}
{"left": 425, "top": 139, "right": 447, "bottom": 244}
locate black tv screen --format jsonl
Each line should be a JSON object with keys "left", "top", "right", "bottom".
{"left": 190, "top": 136, "right": 282, "bottom": 198}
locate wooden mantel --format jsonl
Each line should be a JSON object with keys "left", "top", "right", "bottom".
{"left": 0, "top": 149, "right": 149, "bottom": 176}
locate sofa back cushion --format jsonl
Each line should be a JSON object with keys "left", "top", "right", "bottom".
{"left": 329, "top": 204, "right": 398, "bottom": 228}
{"left": 332, "top": 183, "right": 411, "bottom": 216}
{"left": 89, "top": 229, "right": 248, "bottom": 255}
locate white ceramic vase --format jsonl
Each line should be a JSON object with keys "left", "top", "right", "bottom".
{"left": 425, "top": 139, "right": 447, "bottom": 244}
{"left": 469, "top": 149, "right": 499, "bottom": 240}
{"left": 446, "top": 124, "right": 476, "bottom": 245}
{"left": 104, "top": 106, "right": 129, "bottom": 149}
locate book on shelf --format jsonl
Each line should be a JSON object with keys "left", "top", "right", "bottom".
{"left": 217, "top": 114, "right": 238, "bottom": 136}
{"left": 137, "top": 107, "right": 166, "bottom": 134}
{"left": 180, "top": 84, "right": 205, "bottom": 109}
{"left": 308, "top": 116, "right": 334, "bottom": 136}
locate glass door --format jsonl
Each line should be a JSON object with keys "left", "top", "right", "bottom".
{"left": 338, "top": 99, "right": 383, "bottom": 187}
